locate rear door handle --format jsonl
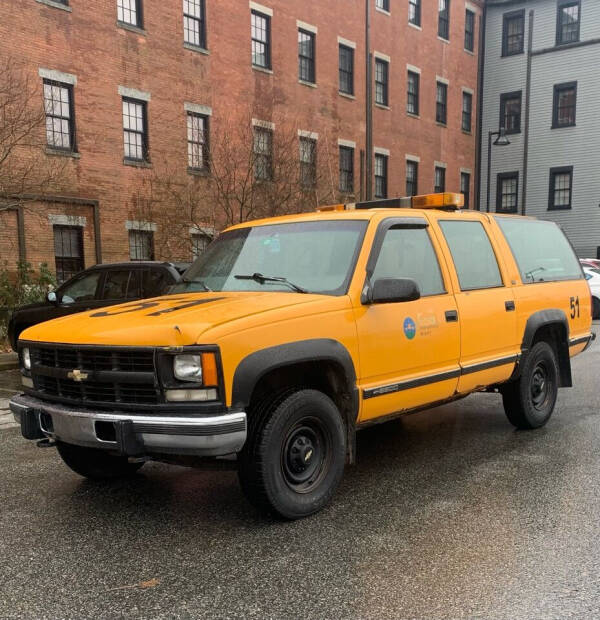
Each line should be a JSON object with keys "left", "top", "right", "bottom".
{"left": 505, "top": 300, "right": 515, "bottom": 312}
{"left": 445, "top": 310, "right": 458, "bottom": 322}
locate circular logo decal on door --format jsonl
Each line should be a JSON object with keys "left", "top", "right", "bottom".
{"left": 403, "top": 317, "right": 417, "bottom": 340}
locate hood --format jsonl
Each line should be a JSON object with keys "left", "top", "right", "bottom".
{"left": 19, "top": 291, "right": 334, "bottom": 346}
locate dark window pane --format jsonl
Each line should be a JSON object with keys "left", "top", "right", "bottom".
{"left": 465, "top": 9, "right": 475, "bottom": 52}
{"left": 406, "top": 160, "right": 418, "bottom": 196}
{"left": 122, "top": 98, "right": 147, "bottom": 161}
{"left": 407, "top": 71, "right": 419, "bottom": 115}
{"left": 375, "top": 59, "right": 389, "bottom": 106}
{"left": 298, "top": 30, "right": 315, "bottom": 83}
{"left": 60, "top": 271, "right": 101, "bottom": 303}
{"left": 299, "top": 137, "right": 317, "bottom": 189}
{"left": 43, "top": 80, "right": 74, "bottom": 151}
{"left": 496, "top": 172, "right": 519, "bottom": 213}
{"left": 462, "top": 92, "right": 472, "bottom": 132}
{"left": 409, "top": 0, "right": 421, "bottom": 26}
{"left": 503, "top": 11, "right": 525, "bottom": 56}
{"left": 553, "top": 83, "right": 576, "bottom": 128}
{"left": 376, "top": 0, "right": 390, "bottom": 11}
{"left": 251, "top": 11, "right": 270, "bottom": 68}
{"left": 500, "top": 92, "right": 521, "bottom": 133}
{"left": 129, "top": 230, "right": 154, "bottom": 261}
{"left": 438, "top": 0, "right": 450, "bottom": 39}
{"left": 339, "top": 45, "right": 354, "bottom": 95}
{"left": 339, "top": 146, "right": 354, "bottom": 193}
{"left": 118, "top": 0, "right": 141, "bottom": 26}
{"left": 434, "top": 166, "right": 445, "bottom": 193}
{"left": 549, "top": 167, "right": 573, "bottom": 209}
{"left": 142, "top": 269, "right": 171, "bottom": 297}
{"left": 253, "top": 126, "right": 273, "bottom": 181}
{"left": 183, "top": 0, "right": 206, "bottom": 48}
{"left": 436, "top": 82, "right": 447, "bottom": 124}
{"left": 439, "top": 221, "right": 503, "bottom": 290}
{"left": 372, "top": 228, "right": 445, "bottom": 296}
{"left": 53, "top": 225, "right": 84, "bottom": 284}
{"left": 187, "top": 112, "right": 208, "bottom": 169}
{"left": 461, "top": 172, "right": 470, "bottom": 209}
{"left": 374, "top": 153, "right": 388, "bottom": 199}
{"left": 557, "top": 2, "right": 580, "bottom": 45}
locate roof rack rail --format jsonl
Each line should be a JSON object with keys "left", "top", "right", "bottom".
{"left": 316, "top": 192, "right": 464, "bottom": 212}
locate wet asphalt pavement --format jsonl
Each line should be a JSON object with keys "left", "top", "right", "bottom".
{"left": 1, "top": 330, "right": 600, "bottom": 619}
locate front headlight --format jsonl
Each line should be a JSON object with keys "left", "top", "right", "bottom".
{"left": 173, "top": 354, "right": 202, "bottom": 382}
{"left": 22, "top": 347, "right": 31, "bottom": 370}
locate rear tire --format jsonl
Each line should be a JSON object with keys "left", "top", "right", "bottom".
{"left": 238, "top": 389, "right": 346, "bottom": 519}
{"left": 56, "top": 442, "right": 144, "bottom": 480}
{"left": 593, "top": 297, "right": 600, "bottom": 320}
{"left": 501, "top": 341, "right": 559, "bottom": 430}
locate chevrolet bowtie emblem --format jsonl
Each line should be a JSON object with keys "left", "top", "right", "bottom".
{"left": 68, "top": 369, "right": 89, "bottom": 382}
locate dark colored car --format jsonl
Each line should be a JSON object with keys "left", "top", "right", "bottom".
{"left": 7, "top": 262, "right": 188, "bottom": 350}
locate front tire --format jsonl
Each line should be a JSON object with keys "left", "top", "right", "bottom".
{"left": 238, "top": 389, "right": 346, "bottom": 519}
{"left": 56, "top": 442, "right": 144, "bottom": 480}
{"left": 501, "top": 341, "right": 559, "bottom": 430}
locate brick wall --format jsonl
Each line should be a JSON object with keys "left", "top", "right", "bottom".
{"left": 0, "top": 0, "right": 483, "bottom": 273}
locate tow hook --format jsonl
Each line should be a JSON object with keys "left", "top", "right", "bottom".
{"left": 36, "top": 438, "right": 57, "bottom": 449}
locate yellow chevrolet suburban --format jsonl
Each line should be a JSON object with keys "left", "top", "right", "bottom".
{"left": 10, "top": 193, "right": 594, "bottom": 518}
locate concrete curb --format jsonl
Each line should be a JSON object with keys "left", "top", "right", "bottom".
{"left": 0, "top": 353, "right": 18, "bottom": 372}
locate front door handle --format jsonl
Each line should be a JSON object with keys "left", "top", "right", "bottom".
{"left": 445, "top": 310, "right": 458, "bottom": 322}
{"left": 505, "top": 300, "right": 515, "bottom": 312}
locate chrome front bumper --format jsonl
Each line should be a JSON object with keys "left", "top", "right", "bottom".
{"left": 9, "top": 393, "right": 247, "bottom": 457}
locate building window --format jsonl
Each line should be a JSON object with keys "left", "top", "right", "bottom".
{"left": 253, "top": 126, "right": 273, "bottom": 181}
{"left": 251, "top": 10, "right": 271, "bottom": 69}
{"left": 117, "top": 0, "right": 142, "bottom": 27}
{"left": 298, "top": 30, "right": 316, "bottom": 84}
{"left": 436, "top": 82, "right": 447, "bottom": 125}
{"left": 339, "top": 146, "right": 354, "bottom": 193}
{"left": 548, "top": 166, "right": 573, "bottom": 210}
{"left": 434, "top": 166, "right": 445, "bottom": 193}
{"left": 552, "top": 82, "right": 577, "bottom": 128}
{"left": 499, "top": 91, "right": 522, "bottom": 134}
{"left": 502, "top": 10, "right": 525, "bottom": 56}
{"left": 461, "top": 172, "right": 471, "bottom": 209}
{"left": 54, "top": 225, "right": 84, "bottom": 284}
{"left": 299, "top": 137, "right": 317, "bottom": 189}
{"left": 462, "top": 91, "right": 472, "bottom": 132}
{"left": 374, "top": 154, "right": 388, "bottom": 199}
{"left": 183, "top": 0, "right": 206, "bottom": 49}
{"left": 496, "top": 172, "right": 519, "bottom": 213}
{"left": 557, "top": 1, "right": 580, "bottom": 45}
{"left": 129, "top": 229, "right": 154, "bottom": 261}
{"left": 375, "top": 58, "right": 389, "bottom": 106}
{"left": 43, "top": 80, "right": 76, "bottom": 152}
{"left": 409, "top": 0, "right": 421, "bottom": 26}
{"left": 376, "top": 0, "right": 390, "bottom": 11}
{"left": 122, "top": 98, "right": 148, "bottom": 161}
{"left": 187, "top": 112, "right": 208, "bottom": 170}
{"left": 339, "top": 45, "right": 354, "bottom": 95}
{"left": 406, "top": 160, "right": 418, "bottom": 196}
{"left": 438, "top": 0, "right": 450, "bottom": 40}
{"left": 407, "top": 70, "right": 419, "bottom": 115}
{"left": 192, "top": 232, "right": 211, "bottom": 258}
{"left": 465, "top": 9, "right": 475, "bottom": 52}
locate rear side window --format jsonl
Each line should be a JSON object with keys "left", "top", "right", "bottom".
{"left": 372, "top": 227, "right": 445, "bottom": 297}
{"left": 495, "top": 217, "right": 582, "bottom": 283}
{"left": 439, "top": 220, "right": 504, "bottom": 290}
{"left": 142, "top": 269, "right": 171, "bottom": 297}
{"left": 101, "top": 270, "right": 140, "bottom": 300}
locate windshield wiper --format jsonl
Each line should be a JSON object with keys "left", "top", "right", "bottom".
{"left": 181, "top": 277, "right": 212, "bottom": 291}
{"left": 234, "top": 272, "right": 308, "bottom": 293}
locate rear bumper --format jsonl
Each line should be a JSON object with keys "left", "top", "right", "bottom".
{"left": 9, "top": 393, "right": 247, "bottom": 457}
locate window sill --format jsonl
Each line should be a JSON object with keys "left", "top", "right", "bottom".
{"left": 504, "top": 129, "right": 521, "bottom": 136}
{"left": 462, "top": 129, "right": 473, "bottom": 136}
{"left": 408, "top": 21, "right": 422, "bottom": 31}
{"left": 45, "top": 147, "right": 80, "bottom": 158}
{"left": 375, "top": 7, "right": 391, "bottom": 16}
{"left": 123, "top": 158, "right": 152, "bottom": 168}
{"left": 187, "top": 167, "right": 210, "bottom": 177}
{"left": 464, "top": 48, "right": 475, "bottom": 55}
{"left": 437, "top": 36, "right": 450, "bottom": 45}
{"left": 556, "top": 39, "right": 580, "bottom": 48}
{"left": 548, "top": 205, "right": 572, "bottom": 211}
{"left": 339, "top": 91, "right": 356, "bottom": 100}
{"left": 375, "top": 103, "right": 391, "bottom": 111}
{"left": 551, "top": 123, "right": 576, "bottom": 129}
{"left": 407, "top": 111, "right": 420, "bottom": 119}
{"left": 184, "top": 42, "right": 209, "bottom": 55}
{"left": 436, "top": 121, "right": 447, "bottom": 128}
{"left": 117, "top": 21, "right": 146, "bottom": 35}
{"left": 299, "top": 79, "right": 317, "bottom": 88}
{"left": 501, "top": 51, "right": 524, "bottom": 58}
{"left": 252, "top": 65, "right": 273, "bottom": 75}
{"left": 36, "top": 0, "right": 72, "bottom": 12}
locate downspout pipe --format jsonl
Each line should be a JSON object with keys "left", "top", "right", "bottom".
{"left": 474, "top": 3, "right": 486, "bottom": 210}
{"left": 365, "top": 0, "right": 373, "bottom": 201}
{"left": 521, "top": 10, "right": 534, "bottom": 215}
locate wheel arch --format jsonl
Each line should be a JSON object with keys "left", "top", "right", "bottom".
{"left": 520, "top": 309, "right": 572, "bottom": 388}
{"left": 232, "top": 339, "right": 359, "bottom": 463}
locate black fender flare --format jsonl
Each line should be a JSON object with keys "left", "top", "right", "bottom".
{"left": 232, "top": 338, "right": 359, "bottom": 462}
{"left": 519, "top": 309, "right": 571, "bottom": 387}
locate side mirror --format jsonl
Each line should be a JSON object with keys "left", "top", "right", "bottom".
{"left": 47, "top": 291, "right": 57, "bottom": 304}
{"left": 369, "top": 278, "right": 421, "bottom": 304}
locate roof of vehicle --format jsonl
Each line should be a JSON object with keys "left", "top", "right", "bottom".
{"left": 84, "top": 261, "right": 183, "bottom": 271}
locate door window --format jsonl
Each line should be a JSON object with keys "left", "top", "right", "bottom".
{"left": 371, "top": 226, "right": 445, "bottom": 297}
{"left": 60, "top": 271, "right": 102, "bottom": 304}
{"left": 142, "top": 269, "right": 171, "bottom": 297}
{"left": 101, "top": 270, "right": 140, "bottom": 300}
{"left": 439, "top": 220, "right": 503, "bottom": 290}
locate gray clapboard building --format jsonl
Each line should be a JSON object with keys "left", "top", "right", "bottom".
{"left": 479, "top": 0, "right": 600, "bottom": 258}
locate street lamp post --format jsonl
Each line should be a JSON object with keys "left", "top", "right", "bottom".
{"left": 486, "top": 128, "right": 511, "bottom": 213}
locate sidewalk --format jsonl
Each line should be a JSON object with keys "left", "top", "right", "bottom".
{"left": 0, "top": 397, "right": 18, "bottom": 430}
{"left": 0, "top": 352, "right": 18, "bottom": 371}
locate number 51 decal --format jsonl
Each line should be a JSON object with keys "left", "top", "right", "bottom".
{"left": 570, "top": 296, "right": 580, "bottom": 319}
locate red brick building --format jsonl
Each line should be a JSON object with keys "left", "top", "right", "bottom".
{"left": 0, "top": 0, "right": 483, "bottom": 282}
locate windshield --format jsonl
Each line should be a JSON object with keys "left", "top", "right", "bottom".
{"left": 172, "top": 220, "right": 367, "bottom": 295}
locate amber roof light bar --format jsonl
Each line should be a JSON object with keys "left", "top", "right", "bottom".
{"left": 316, "top": 192, "right": 465, "bottom": 212}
